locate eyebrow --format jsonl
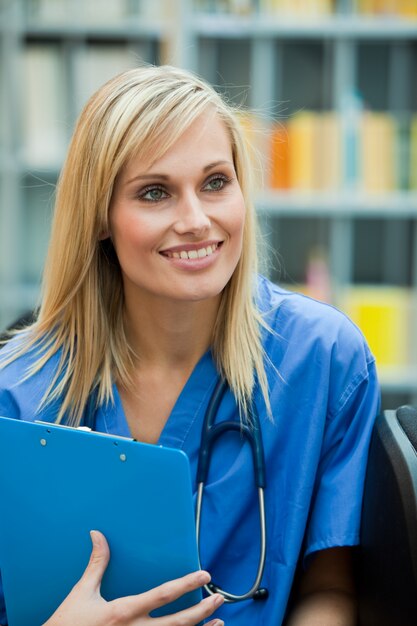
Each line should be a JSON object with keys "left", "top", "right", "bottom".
{"left": 125, "top": 160, "right": 234, "bottom": 186}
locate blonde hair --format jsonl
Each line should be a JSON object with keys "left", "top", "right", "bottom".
{"left": 2, "top": 65, "right": 270, "bottom": 425}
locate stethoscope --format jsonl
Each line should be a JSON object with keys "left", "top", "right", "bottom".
{"left": 195, "top": 377, "right": 268, "bottom": 603}
{"left": 83, "top": 377, "right": 268, "bottom": 603}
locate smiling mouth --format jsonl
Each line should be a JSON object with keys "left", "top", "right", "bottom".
{"left": 161, "top": 242, "right": 222, "bottom": 260}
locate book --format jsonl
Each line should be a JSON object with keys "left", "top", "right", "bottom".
{"left": 410, "top": 115, "right": 417, "bottom": 190}
{"left": 25, "top": 0, "right": 69, "bottom": 23}
{"left": 395, "top": 115, "right": 411, "bottom": 191}
{"left": 269, "top": 122, "right": 290, "bottom": 190}
{"left": 340, "top": 91, "right": 363, "bottom": 192}
{"left": 287, "top": 111, "right": 318, "bottom": 191}
{"left": 317, "top": 112, "right": 341, "bottom": 191}
{"left": 82, "top": 0, "right": 127, "bottom": 24}
{"left": 263, "top": 109, "right": 412, "bottom": 193}
{"left": 360, "top": 112, "right": 396, "bottom": 193}
{"left": 22, "top": 44, "right": 68, "bottom": 168}
{"left": 355, "top": 0, "right": 417, "bottom": 16}
{"left": 340, "top": 286, "right": 411, "bottom": 368}
{"left": 259, "top": 0, "right": 335, "bottom": 15}
{"left": 74, "top": 44, "right": 138, "bottom": 111}
{"left": 399, "top": 0, "right": 417, "bottom": 18}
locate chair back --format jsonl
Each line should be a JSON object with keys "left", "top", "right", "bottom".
{"left": 358, "top": 406, "right": 417, "bottom": 626}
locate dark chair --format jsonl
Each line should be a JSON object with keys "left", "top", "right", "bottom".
{"left": 358, "top": 406, "right": 417, "bottom": 626}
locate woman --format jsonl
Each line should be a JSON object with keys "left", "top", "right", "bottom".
{"left": 0, "top": 65, "right": 379, "bottom": 625}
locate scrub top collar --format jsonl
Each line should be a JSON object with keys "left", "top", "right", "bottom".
{"left": 95, "top": 349, "right": 219, "bottom": 452}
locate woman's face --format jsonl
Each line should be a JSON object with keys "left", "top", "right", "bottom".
{"left": 109, "top": 111, "right": 246, "bottom": 306}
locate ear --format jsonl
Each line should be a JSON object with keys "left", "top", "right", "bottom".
{"left": 98, "top": 231, "right": 110, "bottom": 241}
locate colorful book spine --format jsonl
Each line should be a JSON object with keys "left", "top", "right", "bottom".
{"left": 22, "top": 44, "right": 67, "bottom": 168}
{"left": 269, "top": 123, "right": 290, "bottom": 190}
{"left": 194, "top": 0, "right": 254, "bottom": 13}
{"left": 361, "top": 112, "right": 396, "bottom": 193}
{"left": 194, "top": 106, "right": 413, "bottom": 196}
{"left": 287, "top": 112, "right": 317, "bottom": 191}
{"left": 264, "top": 110, "right": 414, "bottom": 193}
{"left": 259, "top": 0, "right": 335, "bottom": 15}
{"left": 318, "top": 112, "right": 342, "bottom": 191}
{"left": 354, "top": 0, "right": 417, "bottom": 17}
{"left": 396, "top": 115, "right": 411, "bottom": 191}
{"left": 75, "top": 44, "right": 137, "bottom": 106}
{"left": 340, "top": 286, "right": 411, "bottom": 368}
{"left": 398, "top": 0, "right": 417, "bottom": 18}
{"left": 268, "top": 111, "right": 343, "bottom": 192}
{"left": 410, "top": 115, "right": 417, "bottom": 190}
{"left": 194, "top": 0, "right": 415, "bottom": 17}
{"left": 340, "top": 91, "right": 363, "bottom": 192}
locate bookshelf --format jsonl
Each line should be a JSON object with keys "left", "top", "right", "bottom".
{"left": 0, "top": 0, "right": 416, "bottom": 407}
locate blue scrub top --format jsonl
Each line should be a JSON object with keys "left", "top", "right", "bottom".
{"left": 0, "top": 276, "right": 380, "bottom": 625}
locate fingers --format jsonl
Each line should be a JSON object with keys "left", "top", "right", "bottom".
{"left": 157, "top": 592, "right": 224, "bottom": 625}
{"left": 138, "top": 570, "right": 212, "bottom": 612}
{"left": 109, "top": 570, "right": 222, "bottom": 622}
{"left": 79, "top": 530, "right": 110, "bottom": 592}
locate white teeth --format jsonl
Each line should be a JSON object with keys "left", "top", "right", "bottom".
{"left": 166, "top": 243, "right": 218, "bottom": 259}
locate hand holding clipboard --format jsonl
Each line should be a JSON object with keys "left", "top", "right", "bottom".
{"left": 43, "top": 531, "right": 223, "bottom": 626}
{"left": 0, "top": 417, "right": 224, "bottom": 626}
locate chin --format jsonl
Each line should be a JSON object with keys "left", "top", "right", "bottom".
{"left": 171, "top": 283, "right": 225, "bottom": 303}
{"left": 178, "top": 290, "right": 221, "bottom": 303}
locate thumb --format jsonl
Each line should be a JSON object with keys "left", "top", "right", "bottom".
{"left": 80, "top": 530, "right": 110, "bottom": 592}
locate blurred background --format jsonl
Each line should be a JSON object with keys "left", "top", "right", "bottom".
{"left": 0, "top": 0, "right": 416, "bottom": 409}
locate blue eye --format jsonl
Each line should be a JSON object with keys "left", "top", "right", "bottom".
{"left": 139, "top": 186, "right": 168, "bottom": 202}
{"left": 203, "top": 175, "right": 230, "bottom": 192}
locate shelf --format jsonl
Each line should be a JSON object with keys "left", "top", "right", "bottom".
{"left": 256, "top": 191, "right": 417, "bottom": 217}
{"left": 190, "top": 14, "right": 417, "bottom": 40}
{"left": 378, "top": 366, "right": 417, "bottom": 394}
{"left": 23, "top": 21, "right": 171, "bottom": 41}
{"left": 1, "top": 0, "right": 417, "bottom": 406}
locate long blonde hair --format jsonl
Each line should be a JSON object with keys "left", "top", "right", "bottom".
{"left": 2, "top": 65, "right": 270, "bottom": 425}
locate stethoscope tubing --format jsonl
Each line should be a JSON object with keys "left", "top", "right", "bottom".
{"left": 195, "top": 378, "right": 268, "bottom": 602}
{"left": 83, "top": 377, "right": 268, "bottom": 603}
{"left": 196, "top": 483, "right": 267, "bottom": 602}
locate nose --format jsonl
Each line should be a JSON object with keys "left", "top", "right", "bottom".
{"left": 173, "top": 190, "right": 211, "bottom": 236}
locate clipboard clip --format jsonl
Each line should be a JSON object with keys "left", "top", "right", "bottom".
{"left": 34, "top": 420, "right": 134, "bottom": 441}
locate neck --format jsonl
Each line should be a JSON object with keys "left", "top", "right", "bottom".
{"left": 123, "top": 292, "right": 221, "bottom": 370}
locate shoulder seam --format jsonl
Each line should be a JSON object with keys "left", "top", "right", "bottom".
{"left": 328, "top": 357, "right": 376, "bottom": 421}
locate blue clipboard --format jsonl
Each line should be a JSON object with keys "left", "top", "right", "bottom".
{"left": 0, "top": 416, "right": 202, "bottom": 626}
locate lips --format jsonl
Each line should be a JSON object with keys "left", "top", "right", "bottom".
{"left": 160, "top": 242, "right": 222, "bottom": 260}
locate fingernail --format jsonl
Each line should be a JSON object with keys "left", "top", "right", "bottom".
{"left": 213, "top": 620, "right": 224, "bottom": 625}
{"left": 197, "top": 570, "right": 211, "bottom": 584}
{"left": 213, "top": 593, "right": 224, "bottom": 607}
{"left": 90, "top": 530, "right": 100, "bottom": 547}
